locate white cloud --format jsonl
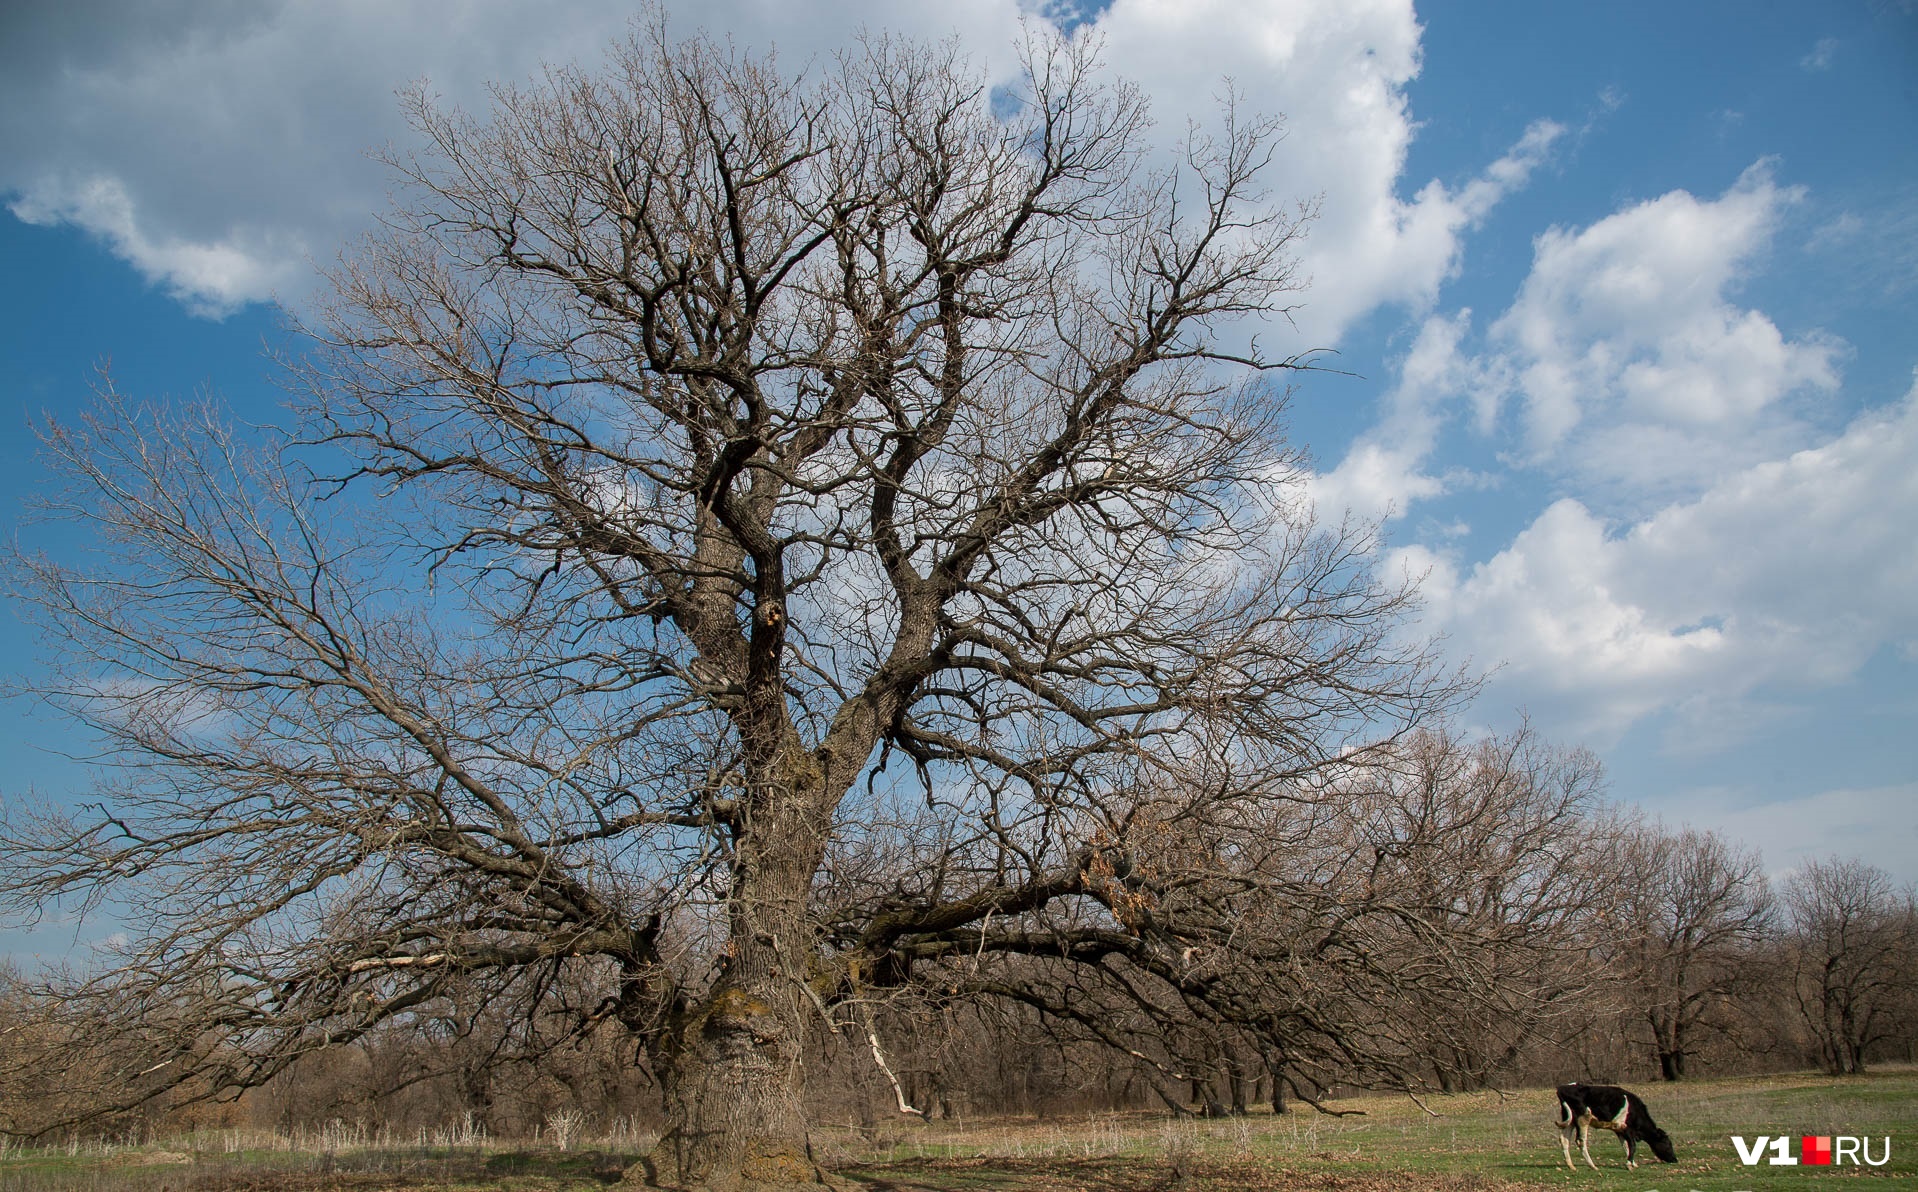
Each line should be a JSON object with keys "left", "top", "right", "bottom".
{"left": 1800, "top": 37, "right": 1839, "bottom": 71}
{"left": 9, "top": 175, "right": 306, "bottom": 317}
{"left": 1311, "top": 160, "right": 1838, "bottom": 544}
{"left": 1306, "top": 310, "right": 1502, "bottom": 525}
{"left": 1309, "top": 439, "right": 1445, "bottom": 529}
{"left": 0, "top": 1, "right": 1026, "bottom": 315}
{"left": 1401, "top": 377, "right": 1918, "bottom": 742}
{"left": 1086, "top": 0, "right": 1563, "bottom": 344}
{"left": 1, "top": 0, "right": 1554, "bottom": 340}
{"left": 1450, "top": 118, "right": 1566, "bottom": 223}
{"left": 1659, "top": 782, "right": 1918, "bottom": 884}
{"left": 1489, "top": 162, "right": 1843, "bottom": 503}
{"left": 1295, "top": 156, "right": 1914, "bottom": 789}
{"left": 3, "top": 1, "right": 603, "bottom": 313}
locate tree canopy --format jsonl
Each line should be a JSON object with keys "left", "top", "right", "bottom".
{"left": 2, "top": 22, "right": 1475, "bottom": 1189}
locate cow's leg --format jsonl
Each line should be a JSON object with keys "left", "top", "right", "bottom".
{"left": 1560, "top": 1123, "right": 1577, "bottom": 1170}
{"left": 1579, "top": 1122, "right": 1599, "bottom": 1170}
{"left": 1623, "top": 1133, "right": 1638, "bottom": 1170}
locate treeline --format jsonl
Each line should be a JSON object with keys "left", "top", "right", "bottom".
{"left": 3, "top": 726, "right": 1912, "bottom": 1144}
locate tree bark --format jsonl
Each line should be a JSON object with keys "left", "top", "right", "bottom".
{"left": 639, "top": 985, "right": 833, "bottom": 1191}
{"left": 1652, "top": 1015, "right": 1686, "bottom": 1081}
{"left": 636, "top": 753, "right": 844, "bottom": 1191}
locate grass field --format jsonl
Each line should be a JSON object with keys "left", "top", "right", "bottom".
{"left": 2, "top": 1069, "right": 1912, "bottom": 1190}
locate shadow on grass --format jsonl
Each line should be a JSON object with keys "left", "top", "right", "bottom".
{"left": 843, "top": 1156, "right": 1534, "bottom": 1192}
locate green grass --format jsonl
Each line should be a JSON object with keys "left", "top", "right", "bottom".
{"left": 1337, "top": 1070, "right": 1911, "bottom": 1187}
{"left": 1, "top": 1070, "right": 1911, "bottom": 1189}
{"left": 838, "top": 1068, "right": 1918, "bottom": 1190}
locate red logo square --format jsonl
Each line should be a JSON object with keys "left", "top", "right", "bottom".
{"left": 1802, "top": 1135, "right": 1832, "bottom": 1165}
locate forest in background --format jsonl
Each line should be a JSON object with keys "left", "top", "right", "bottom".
{"left": 6, "top": 747, "right": 1911, "bottom": 1144}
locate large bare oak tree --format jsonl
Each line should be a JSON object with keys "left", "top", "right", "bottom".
{"left": 2, "top": 23, "right": 1460, "bottom": 1189}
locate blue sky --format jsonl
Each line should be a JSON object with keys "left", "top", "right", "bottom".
{"left": 1, "top": 0, "right": 1913, "bottom": 907}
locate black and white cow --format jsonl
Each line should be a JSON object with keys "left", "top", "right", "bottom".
{"left": 1554, "top": 1083, "right": 1677, "bottom": 1170}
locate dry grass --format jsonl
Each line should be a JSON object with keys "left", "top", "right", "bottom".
{"left": 2, "top": 1069, "right": 1912, "bottom": 1190}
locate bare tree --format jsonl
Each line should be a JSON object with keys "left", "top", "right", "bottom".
{"left": 1348, "top": 727, "right": 1610, "bottom": 1092}
{"left": 1605, "top": 826, "right": 1775, "bottom": 1080}
{"left": 1782, "top": 857, "right": 1917, "bottom": 1075}
{"left": 896, "top": 724, "right": 1603, "bottom": 1110}
{"left": 1, "top": 21, "right": 1459, "bottom": 1189}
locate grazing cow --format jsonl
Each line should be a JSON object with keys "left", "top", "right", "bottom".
{"left": 1554, "top": 1083, "right": 1677, "bottom": 1170}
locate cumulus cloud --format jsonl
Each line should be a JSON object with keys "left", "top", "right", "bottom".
{"left": 3, "top": 1, "right": 607, "bottom": 312}
{"left": 1305, "top": 310, "right": 1503, "bottom": 525}
{"left": 0, "top": 0, "right": 1023, "bottom": 314}
{"left": 1398, "top": 376, "right": 1918, "bottom": 742}
{"left": 1489, "top": 162, "right": 1843, "bottom": 503}
{"left": 1310, "top": 161, "right": 1838, "bottom": 543}
{"left": 1089, "top": 0, "right": 1563, "bottom": 344}
{"left": 2, "top": 0, "right": 1553, "bottom": 340}
{"left": 1298, "top": 152, "right": 1914, "bottom": 816}
{"left": 1488, "top": 159, "right": 1833, "bottom": 502}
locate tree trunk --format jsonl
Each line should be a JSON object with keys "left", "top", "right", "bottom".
{"left": 634, "top": 755, "right": 845, "bottom": 1191}
{"left": 639, "top": 985, "right": 829, "bottom": 1191}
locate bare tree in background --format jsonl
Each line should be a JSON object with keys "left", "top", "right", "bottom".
{"left": 1782, "top": 857, "right": 1917, "bottom": 1076}
{"left": 881, "top": 724, "right": 1603, "bottom": 1110}
{"left": 0, "top": 21, "right": 1460, "bottom": 1190}
{"left": 1348, "top": 727, "right": 1608, "bottom": 1092}
{"left": 1606, "top": 826, "right": 1774, "bottom": 1081}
